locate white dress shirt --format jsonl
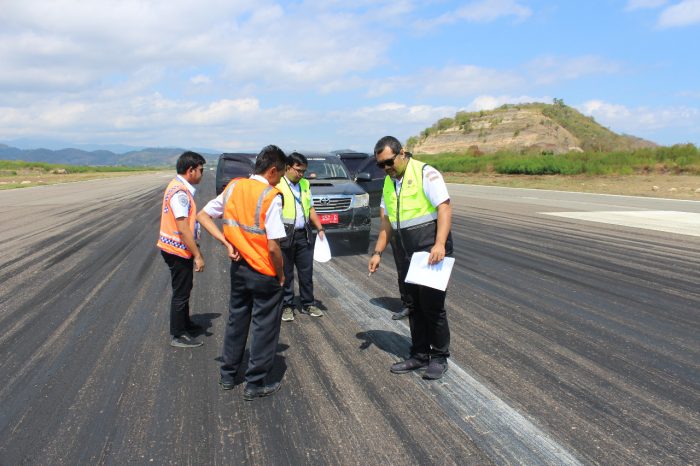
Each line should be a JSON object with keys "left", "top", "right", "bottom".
{"left": 202, "top": 175, "right": 286, "bottom": 240}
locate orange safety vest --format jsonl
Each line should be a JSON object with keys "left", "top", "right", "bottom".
{"left": 222, "top": 178, "right": 281, "bottom": 276}
{"left": 156, "top": 177, "right": 197, "bottom": 258}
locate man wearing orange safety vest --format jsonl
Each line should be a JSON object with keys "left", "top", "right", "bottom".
{"left": 197, "top": 145, "right": 287, "bottom": 400}
{"left": 157, "top": 151, "right": 207, "bottom": 349}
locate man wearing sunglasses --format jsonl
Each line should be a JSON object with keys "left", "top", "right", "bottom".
{"left": 368, "top": 136, "right": 453, "bottom": 380}
{"left": 276, "top": 152, "right": 326, "bottom": 322}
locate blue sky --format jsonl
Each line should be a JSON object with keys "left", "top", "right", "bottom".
{"left": 0, "top": 0, "right": 698, "bottom": 153}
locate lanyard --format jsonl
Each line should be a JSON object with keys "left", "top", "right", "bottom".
{"left": 285, "top": 177, "right": 306, "bottom": 221}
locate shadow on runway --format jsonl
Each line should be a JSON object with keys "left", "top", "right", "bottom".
{"left": 356, "top": 330, "right": 410, "bottom": 359}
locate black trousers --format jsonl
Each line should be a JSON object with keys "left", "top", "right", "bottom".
{"left": 221, "top": 259, "right": 284, "bottom": 387}
{"left": 161, "top": 250, "right": 193, "bottom": 337}
{"left": 394, "top": 241, "right": 450, "bottom": 362}
{"left": 282, "top": 229, "right": 314, "bottom": 309}
{"left": 390, "top": 234, "right": 413, "bottom": 310}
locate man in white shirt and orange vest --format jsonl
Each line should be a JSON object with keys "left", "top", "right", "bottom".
{"left": 157, "top": 151, "right": 207, "bottom": 349}
{"left": 197, "top": 145, "right": 287, "bottom": 400}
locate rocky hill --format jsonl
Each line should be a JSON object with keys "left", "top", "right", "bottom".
{"left": 407, "top": 102, "right": 656, "bottom": 155}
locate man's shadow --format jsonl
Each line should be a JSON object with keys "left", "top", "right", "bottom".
{"left": 189, "top": 312, "right": 221, "bottom": 337}
{"left": 215, "top": 343, "right": 289, "bottom": 385}
{"left": 369, "top": 297, "right": 404, "bottom": 318}
{"left": 356, "top": 330, "right": 411, "bottom": 360}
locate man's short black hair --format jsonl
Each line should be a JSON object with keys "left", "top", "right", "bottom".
{"left": 255, "top": 145, "right": 287, "bottom": 174}
{"left": 176, "top": 151, "right": 206, "bottom": 174}
{"left": 287, "top": 151, "right": 308, "bottom": 167}
{"left": 374, "top": 136, "right": 402, "bottom": 157}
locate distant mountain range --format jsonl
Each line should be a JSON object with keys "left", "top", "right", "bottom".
{"left": 407, "top": 102, "right": 657, "bottom": 155}
{"left": 0, "top": 144, "right": 220, "bottom": 167}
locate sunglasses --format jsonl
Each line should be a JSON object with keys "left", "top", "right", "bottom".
{"left": 376, "top": 153, "right": 399, "bottom": 169}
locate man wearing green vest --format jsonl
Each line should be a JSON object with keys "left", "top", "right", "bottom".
{"left": 277, "top": 152, "right": 326, "bottom": 321}
{"left": 368, "top": 136, "right": 453, "bottom": 380}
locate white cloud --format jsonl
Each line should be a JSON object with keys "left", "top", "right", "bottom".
{"left": 0, "top": 92, "right": 311, "bottom": 150}
{"left": 467, "top": 94, "right": 552, "bottom": 111}
{"left": 190, "top": 75, "right": 212, "bottom": 86}
{"left": 625, "top": 0, "right": 669, "bottom": 11}
{"left": 578, "top": 99, "right": 700, "bottom": 135}
{"left": 416, "top": 0, "right": 532, "bottom": 29}
{"left": 527, "top": 55, "right": 622, "bottom": 85}
{"left": 0, "top": 0, "right": 392, "bottom": 94}
{"left": 330, "top": 102, "right": 459, "bottom": 143}
{"left": 422, "top": 65, "right": 524, "bottom": 96}
{"left": 658, "top": 0, "right": 700, "bottom": 27}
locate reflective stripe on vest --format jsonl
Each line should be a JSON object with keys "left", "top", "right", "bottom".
{"left": 222, "top": 178, "right": 280, "bottom": 276}
{"left": 382, "top": 158, "right": 437, "bottom": 230}
{"left": 277, "top": 177, "right": 311, "bottom": 225}
{"left": 156, "top": 178, "right": 196, "bottom": 258}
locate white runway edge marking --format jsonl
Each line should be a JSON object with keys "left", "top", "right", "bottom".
{"left": 317, "top": 262, "right": 582, "bottom": 466}
{"left": 542, "top": 211, "right": 700, "bottom": 237}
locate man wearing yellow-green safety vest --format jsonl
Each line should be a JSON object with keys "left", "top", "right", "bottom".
{"left": 368, "top": 136, "right": 454, "bottom": 380}
{"left": 277, "top": 152, "right": 326, "bottom": 322}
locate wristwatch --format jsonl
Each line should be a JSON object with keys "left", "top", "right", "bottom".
{"left": 372, "top": 250, "right": 382, "bottom": 257}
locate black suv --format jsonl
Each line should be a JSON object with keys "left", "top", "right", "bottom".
{"left": 215, "top": 152, "right": 256, "bottom": 195}
{"left": 330, "top": 150, "right": 371, "bottom": 177}
{"left": 305, "top": 153, "right": 371, "bottom": 253}
{"left": 332, "top": 150, "right": 385, "bottom": 218}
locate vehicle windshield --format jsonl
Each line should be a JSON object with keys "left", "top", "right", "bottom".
{"left": 223, "top": 160, "right": 253, "bottom": 178}
{"left": 305, "top": 158, "right": 350, "bottom": 180}
{"left": 339, "top": 155, "right": 369, "bottom": 176}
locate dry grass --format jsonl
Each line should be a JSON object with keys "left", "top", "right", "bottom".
{"left": 0, "top": 169, "right": 159, "bottom": 190}
{"left": 444, "top": 172, "right": 700, "bottom": 200}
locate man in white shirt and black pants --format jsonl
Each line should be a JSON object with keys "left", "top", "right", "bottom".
{"left": 368, "top": 136, "right": 454, "bottom": 380}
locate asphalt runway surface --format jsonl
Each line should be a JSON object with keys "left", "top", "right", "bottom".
{"left": 1, "top": 173, "right": 698, "bottom": 465}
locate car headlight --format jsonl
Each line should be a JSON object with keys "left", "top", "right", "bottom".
{"left": 351, "top": 193, "right": 369, "bottom": 208}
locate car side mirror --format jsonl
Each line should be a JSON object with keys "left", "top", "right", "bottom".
{"left": 355, "top": 172, "right": 371, "bottom": 182}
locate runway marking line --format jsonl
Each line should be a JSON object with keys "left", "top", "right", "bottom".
{"left": 317, "top": 262, "right": 582, "bottom": 466}
{"left": 542, "top": 211, "right": 700, "bottom": 237}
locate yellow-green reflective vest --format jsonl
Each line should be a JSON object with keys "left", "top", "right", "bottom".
{"left": 382, "top": 158, "right": 437, "bottom": 230}
{"left": 278, "top": 176, "right": 312, "bottom": 225}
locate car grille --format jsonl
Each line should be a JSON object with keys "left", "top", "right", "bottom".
{"left": 313, "top": 195, "right": 352, "bottom": 212}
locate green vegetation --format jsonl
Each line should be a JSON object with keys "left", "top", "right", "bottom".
{"left": 405, "top": 101, "right": 652, "bottom": 153}
{"left": 0, "top": 160, "right": 157, "bottom": 173}
{"left": 418, "top": 144, "right": 700, "bottom": 176}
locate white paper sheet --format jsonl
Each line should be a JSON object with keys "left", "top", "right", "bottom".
{"left": 313, "top": 234, "right": 332, "bottom": 262}
{"left": 404, "top": 251, "right": 454, "bottom": 291}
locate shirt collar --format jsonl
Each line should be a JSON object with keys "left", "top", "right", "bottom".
{"left": 176, "top": 174, "right": 196, "bottom": 196}
{"left": 284, "top": 175, "right": 299, "bottom": 187}
{"left": 250, "top": 174, "right": 270, "bottom": 185}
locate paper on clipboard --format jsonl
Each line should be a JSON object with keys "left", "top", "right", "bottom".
{"left": 404, "top": 251, "right": 454, "bottom": 291}
{"left": 313, "top": 234, "right": 332, "bottom": 262}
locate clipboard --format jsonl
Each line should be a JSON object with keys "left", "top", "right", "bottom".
{"left": 404, "top": 251, "right": 454, "bottom": 291}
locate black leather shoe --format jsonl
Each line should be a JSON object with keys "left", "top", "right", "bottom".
{"left": 219, "top": 378, "right": 235, "bottom": 390}
{"left": 243, "top": 381, "right": 281, "bottom": 400}
{"left": 391, "top": 307, "right": 411, "bottom": 320}
{"left": 423, "top": 360, "right": 448, "bottom": 380}
{"left": 390, "top": 358, "right": 428, "bottom": 374}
